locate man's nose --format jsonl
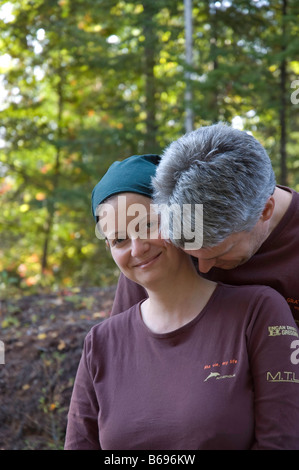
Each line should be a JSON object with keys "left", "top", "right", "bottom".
{"left": 197, "top": 257, "right": 216, "bottom": 273}
{"left": 130, "top": 238, "right": 149, "bottom": 257}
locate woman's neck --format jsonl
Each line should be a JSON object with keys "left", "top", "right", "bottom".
{"left": 140, "top": 259, "right": 217, "bottom": 334}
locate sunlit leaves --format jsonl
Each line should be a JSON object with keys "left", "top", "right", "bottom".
{"left": 1, "top": 0, "right": 299, "bottom": 294}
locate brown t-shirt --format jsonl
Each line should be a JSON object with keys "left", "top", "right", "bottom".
{"left": 65, "top": 284, "right": 299, "bottom": 450}
{"left": 111, "top": 187, "right": 299, "bottom": 325}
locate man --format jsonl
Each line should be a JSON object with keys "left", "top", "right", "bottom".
{"left": 109, "top": 123, "right": 299, "bottom": 325}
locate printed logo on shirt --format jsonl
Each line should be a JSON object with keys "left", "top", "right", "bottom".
{"left": 204, "top": 372, "right": 236, "bottom": 382}
{"left": 204, "top": 358, "right": 238, "bottom": 382}
{"left": 268, "top": 325, "right": 298, "bottom": 338}
{"left": 267, "top": 371, "right": 299, "bottom": 384}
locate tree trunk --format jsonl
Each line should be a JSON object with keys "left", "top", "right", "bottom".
{"left": 279, "top": 0, "right": 288, "bottom": 186}
{"left": 142, "top": 1, "right": 158, "bottom": 151}
{"left": 41, "top": 70, "right": 63, "bottom": 273}
{"left": 184, "top": 0, "right": 193, "bottom": 133}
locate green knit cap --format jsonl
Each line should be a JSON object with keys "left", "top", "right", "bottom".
{"left": 91, "top": 154, "right": 160, "bottom": 220}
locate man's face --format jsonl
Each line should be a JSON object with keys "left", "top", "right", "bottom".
{"left": 184, "top": 222, "right": 267, "bottom": 273}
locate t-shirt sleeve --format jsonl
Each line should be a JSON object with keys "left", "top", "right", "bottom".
{"left": 110, "top": 272, "right": 148, "bottom": 316}
{"left": 246, "top": 288, "right": 299, "bottom": 450}
{"left": 64, "top": 333, "right": 101, "bottom": 450}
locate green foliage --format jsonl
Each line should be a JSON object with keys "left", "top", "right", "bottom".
{"left": 0, "top": 0, "right": 299, "bottom": 294}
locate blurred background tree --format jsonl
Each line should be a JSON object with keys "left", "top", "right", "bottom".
{"left": 0, "top": 0, "right": 299, "bottom": 297}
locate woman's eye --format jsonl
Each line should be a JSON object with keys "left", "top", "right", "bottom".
{"left": 147, "top": 218, "right": 160, "bottom": 232}
{"left": 111, "top": 237, "right": 127, "bottom": 247}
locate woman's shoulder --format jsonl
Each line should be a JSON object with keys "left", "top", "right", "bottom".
{"left": 87, "top": 302, "right": 141, "bottom": 340}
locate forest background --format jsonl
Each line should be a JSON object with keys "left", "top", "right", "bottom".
{"left": 1, "top": 0, "right": 299, "bottom": 451}
{"left": 1, "top": 0, "right": 299, "bottom": 298}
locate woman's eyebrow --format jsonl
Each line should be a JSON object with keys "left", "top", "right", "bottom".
{"left": 106, "top": 230, "right": 126, "bottom": 240}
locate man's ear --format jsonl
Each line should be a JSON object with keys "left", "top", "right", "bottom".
{"left": 261, "top": 196, "right": 275, "bottom": 221}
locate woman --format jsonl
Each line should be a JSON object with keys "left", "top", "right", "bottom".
{"left": 65, "top": 154, "right": 299, "bottom": 450}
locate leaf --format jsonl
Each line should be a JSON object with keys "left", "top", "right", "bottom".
{"left": 35, "top": 192, "right": 46, "bottom": 201}
{"left": 57, "top": 340, "right": 66, "bottom": 350}
{"left": 37, "top": 332, "right": 47, "bottom": 340}
{"left": 92, "top": 310, "right": 107, "bottom": 319}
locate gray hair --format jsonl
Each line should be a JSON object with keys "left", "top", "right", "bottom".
{"left": 152, "top": 123, "right": 276, "bottom": 248}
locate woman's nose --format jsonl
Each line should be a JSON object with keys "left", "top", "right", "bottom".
{"left": 130, "top": 237, "right": 150, "bottom": 257}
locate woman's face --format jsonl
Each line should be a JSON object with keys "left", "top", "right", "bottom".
{"left": 98, "top": 193, "right": 187, "bottom": 289}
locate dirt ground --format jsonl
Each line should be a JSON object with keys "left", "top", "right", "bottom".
{"left": 0, "top": 284, "right": 116, "bottom": 450}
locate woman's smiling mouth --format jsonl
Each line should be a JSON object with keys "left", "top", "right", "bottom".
{"left": 133, "top": 252, "right": 162, "bottom": 269}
